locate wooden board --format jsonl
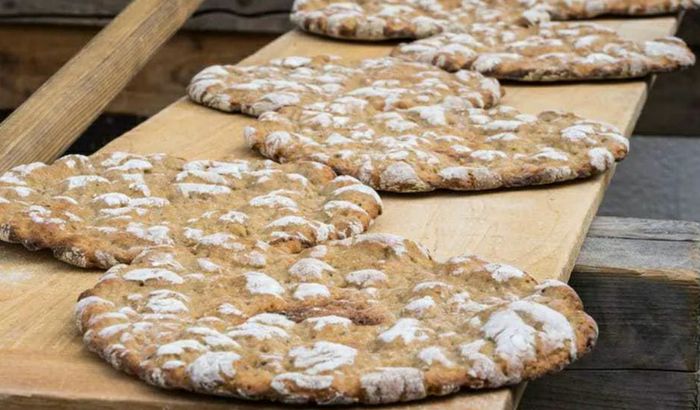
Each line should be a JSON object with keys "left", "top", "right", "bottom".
{"left": 522, "top": 216, "right": 700, "bottom": 410}
{"left": 0, "top": 16, "right": 679, "bottom": 410}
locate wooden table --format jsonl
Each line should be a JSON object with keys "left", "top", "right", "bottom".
{"left": 0, "top": 15, "right": 681, "bottom": 410}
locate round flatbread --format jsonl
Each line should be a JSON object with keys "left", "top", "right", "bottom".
{"left": 290, "top": 0, "right": 699, "bottom": 41}
{"left": 0, "top": 152, "right": 382, "bottom": 268}
{"left": 392, "top": 22, "right": 695, "bottom": 81}
{"left": 290, "top": 0, "right": 552, "bottom": 41}
{"left": 76, "top": 234, "right": 597, "bottom": 404}
{"left": 186, "top": 55, "right": 629, "bottom": 193}
{"left": 245, "top": 101, "right": 629, "bottom": 192}
{"left": 187, "top": 55, "right": 502, "bottom": 117}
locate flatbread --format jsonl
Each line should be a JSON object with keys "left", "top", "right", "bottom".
{"left": 76, "top": 234, "right": 597, "bottom": 404}
{"left": 290, "top": 0, "right": 552, "bottom": 41}
{"left": 188, "top": 55, "right": 627, "bottom": 193}
{"left": 0, "top": 152, "right": 382, "bottom": 268}
{"left": 290, "top": 0, "right": 699, "bottom": 41}
{"left": 245, "top": 99, "right": 629, "bottom": 192}
{"left": 187, "top": 55, "right": 503, "bottom": 116}
{"left": 391, "top": 22, "right": 695, "bottom": 81}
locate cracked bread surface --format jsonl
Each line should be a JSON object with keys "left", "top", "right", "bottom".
{"left": 245, "top": 103, "right": 628, "bottom": 192}
{"left": 290, "top": 0, "right": 699, "bottom": 41}
{"left": 187, "top": 55, "right": 503, "bottom": 117}
{"left": 76, "top": 234, "right": 597, "bottom": 404}
{"left": 392, "top": 22, "right": 695, "bottom": 81}
{"left": 0, "top": 152, "right": 382, "bottom": 268}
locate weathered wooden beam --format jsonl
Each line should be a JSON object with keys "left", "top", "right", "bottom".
{"left": 588, "top": 216, "right": 700, "bottom": 241}
{"left": 0, "top": 24, "right": 277, "bottom": 116}
{"left": 521, "top": 216, "right": 700, "bottom": 409}
{"left": 0, "top": 0, "right": 210, "bottom": 171}
{"left": 0, "top": 0, "right": 294, "bottom": 33}
{"left": 577, "top": 236, "right": 697, "bottom": 278}
{"left": 568, "top": 270, "right": 698, "bottom": 371}
{"left": 521, "top": 370, "right": 697, "bottom": 409}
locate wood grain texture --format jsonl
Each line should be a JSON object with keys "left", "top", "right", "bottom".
{"left": 0, "top": 0, "right": 293, "bottom": 16}
{"left": 577, "top": 237, "right": 699, "bottom": 278}
{"left": 522, "top": 216, "right": 700, "bottom": 409}
{"left": 569, "top": 271, "right": 699, "bottom": 371}
{"left": 0, "top": 16, "right": 680, "bottom": 410}
{"left": 589, "top": 216, "right": 700, "bottom": 241}
{"left": 0, "top": 0, "right": 204, "bottom": 171}
{"left": 521, "top": 370, "right": 697, "bottom": 410}
{"left": 574, "top": 217, "right": 700, "bottom": 371}
{"left": 0, "top": 24, "right": 277, "bottom": 116}
{"left": 0, "top": 0, "right": 294, "bottom": 33}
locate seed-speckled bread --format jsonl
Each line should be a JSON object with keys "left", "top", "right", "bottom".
{"left": 392, "top": 22, "right": 695, "bottom": 81}
{"left": 290, "top": 0, "right": 699, "bottom": 41}
{"left": 187, "top": 55, "right": 502, "bottom": 116}
{"left": 76, "top": 234, "right": 597, "bottom": 404}
{"left": 245, "top": 101, "right": 628, "bottom": 192}
{"left": 0, "top": 152, "right": 382, "bottom": 268}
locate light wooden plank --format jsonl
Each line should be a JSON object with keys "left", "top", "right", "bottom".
{"left": 0, "top": 16, "right": 679, "bottom": 409}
